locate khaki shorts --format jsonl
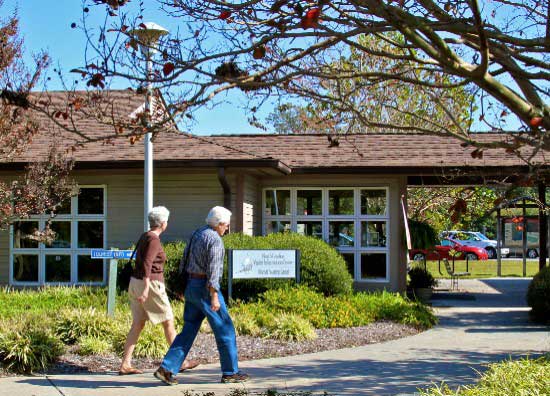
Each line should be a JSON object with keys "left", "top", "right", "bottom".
{"left": 128, "top": 277, "right": 174, "bottom": 325}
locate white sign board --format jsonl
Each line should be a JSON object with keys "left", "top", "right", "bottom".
{"left": 231, "top": 250, "right": 297, "bottom": 279}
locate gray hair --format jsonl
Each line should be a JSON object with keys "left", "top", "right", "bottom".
{"left": 206, "top": 206, "right": 231, "bottom": 227}
{"left": 148, "top": 206, "right": 170, "bottom": 228}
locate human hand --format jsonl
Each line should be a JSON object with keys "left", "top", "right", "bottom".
{"left": 211, "top": 293, "right": 220, "bottom": 312}
{"left": 137, "top": 291, "right": 148, "bottom": 303}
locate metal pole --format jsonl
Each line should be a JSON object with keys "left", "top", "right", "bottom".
{"left": 144, "top": 54, "right": 153, "bottom": 232}
{"left": 227, "top": 250, "right": 233, "bottom": 304}
{"left": 496, "top": 208, "right": 502, "bottom": 276}
{"left": 522, "top": 199, "right": 527, "bottom": 277}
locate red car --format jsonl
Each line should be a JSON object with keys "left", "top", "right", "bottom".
{"left": 409, "top": 239, "right": 489, "bottom": 261}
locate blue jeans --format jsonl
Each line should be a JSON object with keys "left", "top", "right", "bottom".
{"left": 160, "top": 278, "right": 239, "bottom": 376}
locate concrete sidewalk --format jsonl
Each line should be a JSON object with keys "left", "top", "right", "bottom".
{"left": 1, "top": 278, "right": 548, "bottom": 396}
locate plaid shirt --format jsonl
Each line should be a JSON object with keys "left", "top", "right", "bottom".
{"left": 182, "top": 225, "right": 225, "bottom": 291}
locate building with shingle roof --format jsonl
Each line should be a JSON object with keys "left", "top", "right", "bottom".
{"left": 1, "top": 90, "right": 547, "bottom": 290}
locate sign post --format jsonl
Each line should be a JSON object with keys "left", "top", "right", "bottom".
{"left": 91, "top": 249, "right": 133, "bottom": 317}
{"left": 227, "top": 249, "right": 300, "bottom": 302}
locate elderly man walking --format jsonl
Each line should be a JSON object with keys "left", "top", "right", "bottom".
{"left": 154, "top": 206, "right": 249, "bottom": 385}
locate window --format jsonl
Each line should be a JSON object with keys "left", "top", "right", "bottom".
{"left": 10, "top": 186, "right": 106, "bottom": 286}
{"left": 263, "top": 187, "right": 389, "bottom": 282}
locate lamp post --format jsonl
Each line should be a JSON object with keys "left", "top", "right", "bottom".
{"left": 130, "top": 22, "right": 169, "bottom": 231}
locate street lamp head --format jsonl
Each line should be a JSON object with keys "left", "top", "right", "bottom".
{"left": 130, "top": 22, "right": 169, "bottom": 56}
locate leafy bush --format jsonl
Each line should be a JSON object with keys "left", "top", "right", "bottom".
{"left": 0, "top": 329, "right": 64, "bottom": 373}
{"left": 408, "top": 220, "right": 438, "bottom": 249}
{"left": 77, "top": 336, "right": 112, "bottom": 356}
{"left": 55, "top": 308, "right": 118, "bottom": 344}
{"left": 408, "top": 266, "right": 437, "bottom": 289}
{"left": 234, "top": 286, "right": 436, "bottom": 330}
{"left": 232, "top": 310, "right": 262, "bottom": 337}
{"left": 0, "top": 286, "right": 107, "bottom": 319}
{"left": 527, "top": 266, "right": 550, "bottom": 323}
{"left": 419, "top": 355, "right": 550, "bottom": 395}
{"left": 264, "top": 313, "right": 317, "bottom": 342}
{"left": 223, "top": 232, "right": 353, "bottom": 299}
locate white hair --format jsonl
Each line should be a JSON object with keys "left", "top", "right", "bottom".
{"left": 206, "top": 206, "right": 232, "bottom": 227}
{"left": 148, "top": 206, "right": 170, "bottom": 228}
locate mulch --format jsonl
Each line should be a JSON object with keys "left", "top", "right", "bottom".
{"left": 45, "top": 321, "right": 419, "bottom": 374}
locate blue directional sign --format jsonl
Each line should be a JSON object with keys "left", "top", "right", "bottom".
{"left": 91, "top": 249, "right": 133, "bottom": 259}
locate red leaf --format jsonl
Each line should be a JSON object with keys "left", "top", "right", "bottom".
{"left": 139, "top": 23, "right": 147, "bottom": 29}
{"left": 162, "top": 62, "right": 175, "bottom": 76}
{"left": 301, "top": 7, "right": 320, "bottom": 29}
{"left": 219, "top": 10, "right": 231, "bottom": 19}
{"left": 530, "top": 117, "right": 543, "bottom": 127}
{"left": 252, "top": 46, "right": 266, "bottom": 59}
{"left": 121, "top": 25, "right": 128, "bottom": 32}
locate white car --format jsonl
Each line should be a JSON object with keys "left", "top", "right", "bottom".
{"left": 440, "top": 231, "right": 509, "bottom": 259}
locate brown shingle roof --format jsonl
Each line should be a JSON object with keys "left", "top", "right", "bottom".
{"left": 2, "top": 90, "right": 548, "bottom": 175}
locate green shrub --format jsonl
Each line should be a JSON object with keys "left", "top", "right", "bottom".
{"left": 419, "top": 355, "right": 550, "bottom": 395}
{"left": 232, "top": 310, "right": 261, "bottom": 337}
{"left": 55, "top": 308, "right": 118, "bottom": 344}
{"left": 260, "top": 286, "right": 436, "bottom": 329}
{"left": 223, "top": 233, "right": 353, "bottom": 299}
{"left": 527, "top": 266, "right": 550, "bottom": 323}
{"left": 0, "top": 329, "right": 64, "bottom": 373}
{"left": 264, "top": 313, "right": 317, "bottom": 342}
{"left": 77, "top": 336, "right": 112, "bottom": 356}
{"left": 408, "top": 266, "right": 437, "bottom": 289}
{"left": 0, "top": 286, "right": 107, "bottom": 319}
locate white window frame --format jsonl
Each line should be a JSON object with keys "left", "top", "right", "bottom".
{"left": 9, "top": 185, "right": 107, "bottom": 286}
{"left": 262, "top": 187, "right": 390, "bottom": 282}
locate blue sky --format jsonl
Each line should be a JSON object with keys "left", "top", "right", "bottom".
{"left": 5, "top": 0, "right": 268, "bottom": 135}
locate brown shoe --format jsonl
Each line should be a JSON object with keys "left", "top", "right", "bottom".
{"left": 154, "top": 366, "right": 178, "bottom": 385}
{"left": 221, "top": 371, "right": 249, "bottom": 383}
{"left": 179, "top": 359, "right": 200, "bottom": 372}
{"left": 118, "top": 366, "right": 143, "bottom": 375}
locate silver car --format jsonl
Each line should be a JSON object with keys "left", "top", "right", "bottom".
{"left": 440, "top": 231, "right": 509, "bottom": 259}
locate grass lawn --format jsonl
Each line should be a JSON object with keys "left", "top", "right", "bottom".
{"left": 420, "top": 258, "right": 543, "bottom": 278}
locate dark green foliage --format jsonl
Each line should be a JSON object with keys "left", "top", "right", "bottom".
{"left": 223, "top": 233, "right": 353, "bottom": 299}
{"left": 526, "top": 266, "right": 550, "bottom": 323}
{"left": 408, "top": 266, "right": 437, "bottom": 289}
{"left": 408, "top": 219, "right": 438, "bottom": 249}
{"left": 0, "top": 329, "right": 64, "bottom": 373}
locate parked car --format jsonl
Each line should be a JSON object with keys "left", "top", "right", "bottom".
{"left": 440, "top": 231, "right": 509, "bottom": 259}
{"left": 409, "top": 239, "right": 489, "bottom": 261}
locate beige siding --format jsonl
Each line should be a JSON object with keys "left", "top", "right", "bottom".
{"left": 243, "top": 175, "right": 259, "bottom": 236}
{"left": 0, "top": 169, "right": 225, "bottom": 284}
{"left": 0, "top": 173, "right": 17, "bottom": 284}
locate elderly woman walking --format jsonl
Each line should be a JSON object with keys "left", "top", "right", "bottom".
{"left": 154, "top": 206, "right": 249, "bottom": 385}
{"left": 119, "top": 206, "right": 198, "bottom": 375}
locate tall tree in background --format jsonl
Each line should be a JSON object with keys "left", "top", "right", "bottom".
{"left": 0, "top": 4, "right": 74, "bottom": 232}
{"left": 267, "top": 33, "right": 475, "bottom": 134}
{"left": 78, "top": 0, "right": 549, "bottom": 161}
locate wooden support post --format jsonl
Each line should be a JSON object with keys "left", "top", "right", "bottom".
{"left": 107, "top": 258, "right": 117, "bottom": 317}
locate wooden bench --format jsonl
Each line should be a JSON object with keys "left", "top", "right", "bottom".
{"left": 443, "top": 258, "right": 470, "bottom": 290}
